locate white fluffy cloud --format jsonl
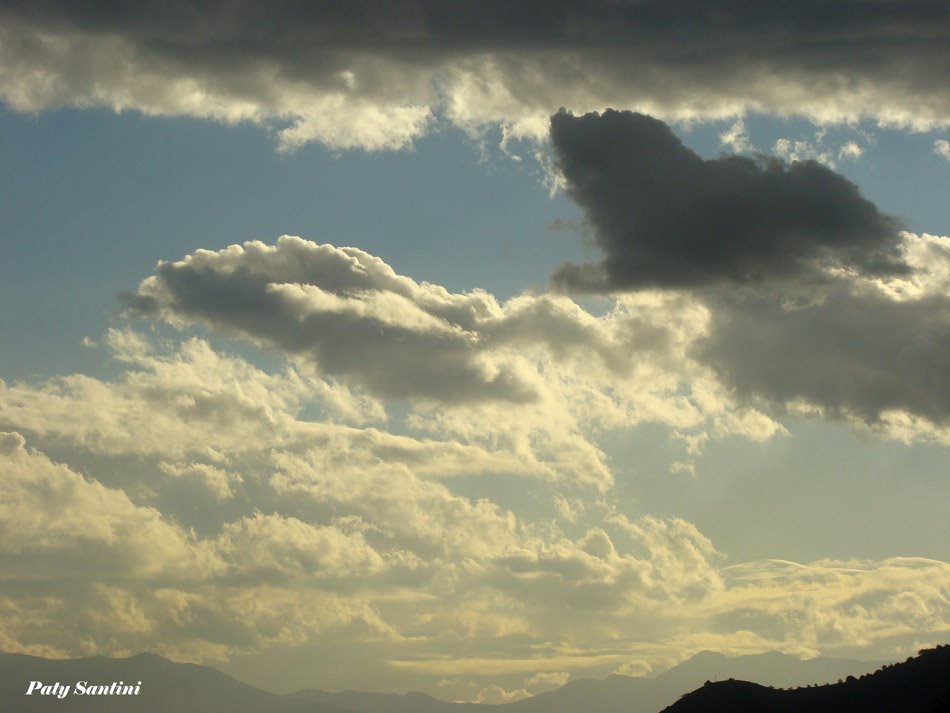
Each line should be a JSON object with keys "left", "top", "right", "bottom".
{"left": 524, "top": 670, "right": 570, "bottom": 688}
{"left": 773, "top": 132, "right": 866, "bottom": 168}
{"left": 1, "top": 234, "right": 947, "bottom": 688}
{"left": 0, "top": 431, "right": 216, "bottom": 582}
{"left": 2, "top": 2, "right": 946, "bottom": 694}
{"left": 715, "top": 557, "right": 950, "bottom": 656}
{"left": 117, "top": 238, "right": 787, "bottom": 487}
{"left": 1, "top": 421, "right": 946, "bottom": 687}
{"left": 0, "top": 328, "right": 538, "bottom": 478}
{"left": 122, "top": 234, "right": 950, "bottom": 458}
{"left": 123, "top": 237, "right": 541, "bottom": 406}
{"left": 473, "top": 684, "right": 532, "bottom": 704}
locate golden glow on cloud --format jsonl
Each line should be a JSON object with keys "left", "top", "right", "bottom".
{"left": 0, "top": 238, "right": 947, "bottom": 691}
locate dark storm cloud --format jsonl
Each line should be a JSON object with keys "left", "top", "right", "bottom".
{"left": 549, "top": 109, "right": 906, "bottom": 291}
{"left": 4, "top": 0, "right": 946, "bottom": 48}
{"left": 1, "top": 1, "right": 948, "bottom": 149}
{"left": 544, "top": 108, "right": 950, "bottom": 432}
{"left": 697, "top": 285, "right": 950, "bottom": 426}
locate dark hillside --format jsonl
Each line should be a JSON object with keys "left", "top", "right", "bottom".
{"left": 292, "top": 649, "right": 882, "bottom": 713}
{"left": 661, "top": 644, "right": 950, "bottom": 713}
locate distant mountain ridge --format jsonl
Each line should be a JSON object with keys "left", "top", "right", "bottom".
{"left": 660, "top": 645, "right": 950, "bottom": 713}
{"left": 0, "top": 648, "right": 887, "bottom": 713}
{"left": 0, "top": 651, "right": 353, "bottom": 713}
{"left": 291, "top": 649, "right": 884, "bottom": 713}
{"left": 652, "top": 648, "right": 884, "bottom": 689}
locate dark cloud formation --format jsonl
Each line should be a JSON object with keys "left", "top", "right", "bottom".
{"left": 545, "top": 109, "right": 950, "bottom": 431}
{"left": 549, "top": 109, "right": 906, "bottom": 291}
{"left": 1, "top": 1, "right": 947, "bottom": 149}
{"left": 697, "top": 285, "right": 950, "bottom": 426}
{"left": 4, "top": 0, "right": 946, "bottom": 50}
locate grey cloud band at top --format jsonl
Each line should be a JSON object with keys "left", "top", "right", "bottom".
{"left": 1, "top": 0, "right": 948, "bottom": 150}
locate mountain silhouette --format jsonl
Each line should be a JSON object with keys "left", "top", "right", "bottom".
{"left": 660, "top": 645, "right": 950, "bottom": 713}
{"left": 0, "top": 651, "right": 354, "bottom": 713}
{"left": 290, "top": 689, "right": 493, "bottom": 713}
{"left": 651, "top": 649, "right": 883, "bottom": 691}
{"left": 0, "top": 648, "right": 893, "bottom": 713}
{"left": 291, "top": 649, "right": 883, "bottom": 713}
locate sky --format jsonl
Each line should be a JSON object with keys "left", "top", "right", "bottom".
{"left": 0, "top": 0, "right": 949, "bottom": 703}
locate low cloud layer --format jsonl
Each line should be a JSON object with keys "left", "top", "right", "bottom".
{"left": 1, "top": 425, "right": 947, "bottom": 689}
{"left": 2, "top": 1, "right": 948, "bottom": 150}
{"left": 549, "top": 109, "right": 905, "bottom": 290}
{"left": 1, "top": 235, "right": 948, "bottom": 690}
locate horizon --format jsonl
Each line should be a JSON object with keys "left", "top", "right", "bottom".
{"left": 0, "top": 646, "right": 907, "bottom": 696}
{"left": 1, "top": 0, "right": 948, "bottom": 705}
{"left": 6, "top": 645, "right": 947, "bottom": 713}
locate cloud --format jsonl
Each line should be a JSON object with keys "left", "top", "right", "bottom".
{"left": 17, "top": 234, "right": 950, "bottom": 460}
{"left": 0, "top": 433, "right": 425, "bottom": 659}
{"left": 773, "top": 131, "right": 867, "bottom": 168}
{"left": 935, "top": 139, "right": 950, "bottom": 160}
{"left": 613, "top": 660, "right": 653, "bottom": 677}
{"left": 0, "top": 329, "right": 586, "bottom": 494}
{"left": 0, "top": 431, "right": 217, "bottom": 582}
{"left": 159, "top": 461, "right": 242, "bottom": 500}
{"left": 715, "top": 557, "right": 950, "bottom": 655}
{"left": 216, "top": 513, "right": 385, "bottom": 582}
{"left": 609, "top": 516, "right": 725, "bottom": 603}
{"left": 1, "top": 427, "right": 947, "bottom": 683}
{"left": 1, "top": 1, "right": 948, "bottom": 151}
{"left": 123, "top": 237, "right": 539, "bottom": 405}
{"left": 2, "top": 230, "right": 947, "bottom": 681}
{"left": 544, "top": 111, "right": 950, "bottom": 437}
{"left": 695, "top": 232, "right": 950, "bottom": 433}
{"left": 0, "top": 9, "right": 434, "bottom": 151}
{"left": 718, "top": 119, "right": 753, "bottom": 154}
{"left": 0, "top": 330, "right": 390, "bottom": 458}
{"left": 698, "top": 282, "right": 950, "bottom": 429}
{"left": 526, "top": 107, "right": 950, "bottom": 438}
{"left": 3, "top": 326, "right": 625, "bottom": 539}
{"left": 266, "top": 448, "right": 522, "bottom": 562}
{"left": 473, "top": 685, "right": 532, "bottom": 704}
{"left": 118, "top": 237, "right": 794, "bottom": 487}
{"left": 524, "top": 670, "right": 570, "bottom": 688}
{"left": 549, "top": 109, "right": 905, "bottom": 291}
